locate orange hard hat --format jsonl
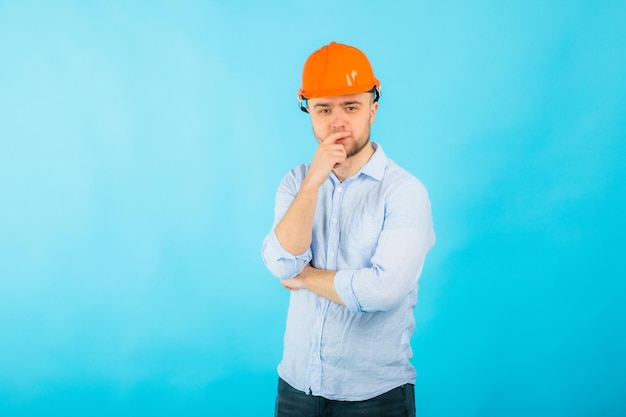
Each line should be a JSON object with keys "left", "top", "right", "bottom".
{"left": 298, "top": 41, "right": 381, "bottom": 112}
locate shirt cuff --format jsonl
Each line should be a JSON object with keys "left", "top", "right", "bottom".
{"left": 262, "top": 231, "right": 312, "bottom": 279}
{"left": 334, "top": 269, "right": 362, "bottom": 312}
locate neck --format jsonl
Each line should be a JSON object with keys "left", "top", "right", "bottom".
{"left": 333, "top": 142, "right": 375, "bottom": 182}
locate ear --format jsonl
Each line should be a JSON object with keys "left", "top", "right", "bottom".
{"left": 369, "top": 101, "right": 379, "bottom": 125}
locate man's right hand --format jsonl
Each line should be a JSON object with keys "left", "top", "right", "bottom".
{"left": 303, "top": 132, "right": 350, "bottom": 190}
{"left": 275, "top": 132, "right": 349, "bottom": 255}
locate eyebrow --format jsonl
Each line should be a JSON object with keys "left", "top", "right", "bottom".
{"left": 312, "top": 100, "right": 363, "bottom": 109}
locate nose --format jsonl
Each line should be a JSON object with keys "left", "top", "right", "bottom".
{"left": 331, "top": 110, "right": 346, "bottom": 132}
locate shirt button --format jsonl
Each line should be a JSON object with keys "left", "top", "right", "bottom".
{"left": 312, "top": 352, "right": 318, "bottom": 358}
{"left": 329, "top": 252, "right": 335, "bottom": 257}
{"left": 316, "top": 317, "right": 321, "bottom": 324}
{"left": 332, "top": 218, "right": 337, "bottom": 224}
{"left": 337, "top": 188, "right": 343, "bottom": 192}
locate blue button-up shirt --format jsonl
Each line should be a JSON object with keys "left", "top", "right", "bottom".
{"left": 262, "top": 143, "right": 435, "bottom": 401}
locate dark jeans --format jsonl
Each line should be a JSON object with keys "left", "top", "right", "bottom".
{"left": 275, "top": 378, "right": 416, "bottom": 417}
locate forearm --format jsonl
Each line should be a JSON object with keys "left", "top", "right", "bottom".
{"left": 282, "top": 265, "right": 344, "bottom": 306}
{"left": 274, "top": 184, "right": 319, "bottom": 255}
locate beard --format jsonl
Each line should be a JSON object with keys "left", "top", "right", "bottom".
{"left": 346, "top": 132, "right": 371, "bottom": 158}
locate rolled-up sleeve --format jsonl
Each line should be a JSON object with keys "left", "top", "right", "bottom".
{"left": 262, "top": 230, "right": 312, "bottom": 279}
{"left": 261, "top": 166, "right": 312, "bottom": 279}
{"left": 334, "top": 180, "right": 435, "bottom": 313}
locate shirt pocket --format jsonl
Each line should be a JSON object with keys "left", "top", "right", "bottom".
{"left": 341, "top": 213, "right": 382, "bottom": 259}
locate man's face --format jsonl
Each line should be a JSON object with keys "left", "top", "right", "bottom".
{"left": 307, "top": 92, "right": 378, "bottom": 158}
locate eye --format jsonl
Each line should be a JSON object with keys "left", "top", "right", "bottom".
{"left": 345, "top": 106, "right": 359, "bottom": 112}
{"left": 318, "top": 108, "right": 330, "bottom": 115}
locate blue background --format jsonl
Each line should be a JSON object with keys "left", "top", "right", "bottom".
{"left": 1, "top": 1, "right": 625, "bottom": 416}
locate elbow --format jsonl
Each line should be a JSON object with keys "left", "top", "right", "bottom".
{"left": 261, "top": 240, "right": 295, "bottom": 279}
{"left": 262, "top": 257, "right": 298, "bottom": 280}
{"left": 261, "top": 233, "right": 310, "bottom": 279}
{"left": 262, "top": 249, "right": 308, "bottom": 280}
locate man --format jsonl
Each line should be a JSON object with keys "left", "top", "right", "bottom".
{"left": 262, "top": 41, "right": 435, "bottom": 417}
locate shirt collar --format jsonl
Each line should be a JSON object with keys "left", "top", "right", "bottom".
{"left": 329, "top": 142, "right": 387, "bottom": 185}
